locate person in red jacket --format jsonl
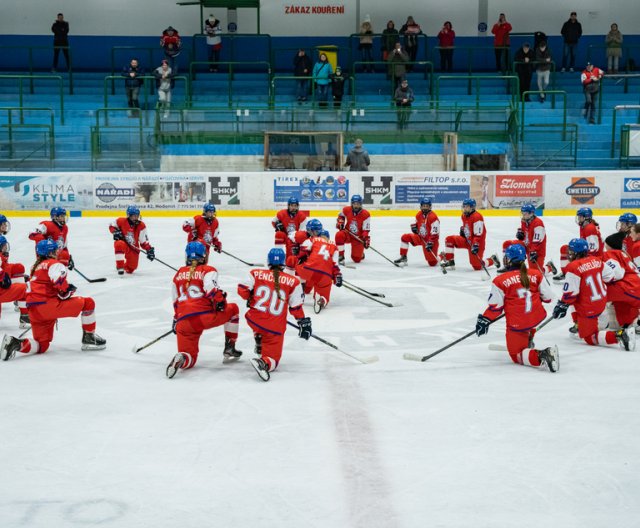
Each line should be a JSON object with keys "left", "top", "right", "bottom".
{"left": 441, "top": 198, "right": 496, "bottom": 271}
{"left": 160, "top": 25, "right": 181, "bottom": 72}
{"left": 496, "top": 204, "right": 549, "bottom": 273}
{"left": 0, "top": 240, "right": 106, "bottom": 360}
{"left": 293, "top": 224, "right": 342, "bottom": 312}
{"left": 238, "top": 248, "right": 312, "bottom": 382}
{"left": 581, "top": 62, "right": 603, "bottom": 124}
{"left": 437, "top": 21, "right": 455, "bottom": 72}
{"left": 0, "top": 235, "right": 29, "bottom": 328}
{"left": 182, "top": 203, "right": 221, "bottom": 260}
{"left": 491, "top": 13, "right": 512, "bottom": 73}
{"left": 109, "top": 205, "right": 156, "bottom": 275}
{"left": 476, "top": 244, "right": 558, "bottom": 372}
{"left": 394, "top": 197, "right": 440, "bottom": 267}
{"left": 165, "top": 241, "right": 241, "bottom": 379}
{"left": 335, "top": 194, "right": 371, "bottom": 265}
{"left": 273, "top": 196, "right": 309, "bottom": 258}
{"left": 29, "top": 206, "right": 72, "bottom": 268}
{"left": 549, "top": 207, "right": 603, "bottom": 281}
{"left": 552, "top": 238, "right": 635, "bottom": 350}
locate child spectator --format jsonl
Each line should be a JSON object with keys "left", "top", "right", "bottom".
{"left": 330, "top": 66, "right": 346, "bottom": 107}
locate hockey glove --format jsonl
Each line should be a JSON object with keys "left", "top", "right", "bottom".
{"left": 459, "top": 226, "right": 466, "bottom": 238}
{"left": 112, "top": 229, "right": 124, "bottom": 241}
{"left": 291, "top": 243, "right": 300, "bottom": 256}
{"left": 212, "top": 239, "right": 222, "bottom": 253}
{"left": 146, "top": 247, "right": 156, "bottom": 261}
{"left": 0, "top": 273, "right": 11, "bottom": 289}
{"left": 425, "top": 241, "right": 433, "bottom": 251}
{"left": 363, "top": 235, "right": 371, "bottom": 249}
{"left": 475, "top": 314, "right": 491, "bottom": 336}
{"left": 552, "top": 301, "right": 569, "bottom": 319}
{"left": 529, "top": 251, "right": 538, "bottom": 263}
{"left": 67, "top": 255, "right": 75, "bottom": 271}
{"left": 336, "top": 218, "right": 346, "bottom": 230}
{"left": 58, "top": 283, "right": 77, "bottom": 300}
{"left": 297, "top": 317, "right": 312, "bottom": 340}
{"left": 411, "top": 223, "right": 418, "bottom": 234}
{"left": 274, "top": 220, "right": 285, "bottom": 232}
{"left": 212, "top": 290, "right": 227, "bottom": 312}
{"left": 471, "top": 243, "right": 480, "bottom": 255}
{"left": 516, "top": 228, "right": 525, "bottom": 241}
{"left": 334, "top": 272, "right": 343, "bottom": 287}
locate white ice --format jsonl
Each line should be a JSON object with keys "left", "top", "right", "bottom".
{"left": 1, "top": 214, "right": 639, "bottom": 528}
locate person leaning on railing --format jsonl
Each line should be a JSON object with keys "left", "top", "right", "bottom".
{"left": 122, "top": 58, "right": 145, "bottom": 117}
{"left": 581, "top": 62, "right": 603, "bottom": 124}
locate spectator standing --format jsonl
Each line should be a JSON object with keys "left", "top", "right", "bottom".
{"left": 437, "top": 21, "right": 455, "bottom": 72}
{"left": 204, "top": 14, "right": 223, "bottom": 72}
{"left": 330, "top": 66, "right": 346, "bottom": 108}
{"left": 51, "top": 13, "right": 69, "bottom": 72}
{"left": 491, "top": 13, "right": 512, "bottom": 73}
{"left": 394, "top": 78, "right": 414, "bottom": 130}
{"left": 388, "top": 42, "right": 409, "bottom": 88}
{"left": 293, "top": 49, "right": 312, "bottom": 102}
{"left": 359, "top": 18, "right": 374, "bottom": 72}
{"left": 561, "top": 12, "right": 582, "bottom": 72}
{"left": 345, "top": 139, "right": 370, "bottom": 171}
{"left": 400, "top": 16, "right": 422, "bottom": 72}
{"left": 381, "top": 21, "right": 400, "bottom": 61}
{"left": 535, "top": 41, "right": 553, "bottom": 103}
{"left": 605, "top": 23, "right": 623, "bottom": 73}
{"left": 312, "top": 53, "right": 333, "bottom": 107}
{"left": 122, "top": 58, "right": 145, "bottom": 117}
{"left": 160, "top": 26, "right": 182, "bottom": 73}
{"left": 514, "top": 42, "right": 534, "bottom": 101}
{"left": 154, "top": 60, "right": 174, "bottom": 119}
{"left": 581, "top": 62, "right": 603, "bottom": 124}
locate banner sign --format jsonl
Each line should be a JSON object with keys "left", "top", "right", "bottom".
{"left": 0, "top": 174, "right": 93, "bottom": 210}
{"left": 273, "top": 173, "right": 349, "bottom": 204}
{"left": 394, "top": 174, "right": 470, "bottom": 208}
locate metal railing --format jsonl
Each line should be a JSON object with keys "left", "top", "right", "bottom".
{"left": 435, "top": 75, "right": 520, "bottom": 109}
{"left": 351, "top": 60, "right": 434, "bottom": 102}
{"left": 190, "top": 33, "right": 272, "bottom": 65}
{"left": 0, "top": 106, "right": 55, "bottom": 160}
{"left": 610, "top": 105, "right": 640, "bottom": 157}
{"left": 0, "top": 45, "right": 74, "bottom": 94}
{"left": 520, "top": 90, "right": 567, "bottom": 139}
{"left": 348, "top": 32, "right": 429, "bottom": 69}
{"left": 432, "top": 45, "right": 512, "bottom": 78}
{"left": 0, "top": 75, "right": 65, "bottom": 124}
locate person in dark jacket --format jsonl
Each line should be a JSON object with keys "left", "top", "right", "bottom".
{"left": 400, "top": 16, "right": 422, "bottom": 72}
{"left": 330, "top": 66, "right": 346, "bottom": 108}
{"left": 51, "top": 13, "right": 69, "bottom": 72}
{"left": 394, "top": 78, "right": 414, "bottom": 129}
{"left": 561, "top": 12, "right": 582, "bottom": 72}
{"left": 381, "top": 21, "right": 400, "bottom": 61}
{"left": 514, "top": 42, "right": 535, "bottom": 101}
{"left": 293, "top": 49, "right": 313, "bottom": 102}
{"left": 345, "top": 139, "right": 370, "bottom": 171}
{"left": 122, "top": 58, "right": 145, "bottom": 117}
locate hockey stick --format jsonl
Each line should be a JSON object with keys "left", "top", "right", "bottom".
{"left": 464, "top": 238, "right": 491, "bottom": 281}
{"left": 488, "top": 316, "right": 555, "bottom": 352}
{"left": 19, "top": 326, "right": 31, "bottom": 339}
{"left": 342, "top": 282, "right": 398, "bottom": 307}
{"left": 73, "top": 267, "right": 107, "bottom": 283}
{"left": 534, "top": 260, "right": 551, "bottom": 286}
{"left": 138, "top": 248, "right": 179, "bottom": 272}
{"left": 427, "top": 248, "right": 447, "bottom": 274}
{"left": 220, "top": 248, "right": 264, "bottom": 267}
{"left": 342, "top": 279, "right": 385, "bottom": 298}
{"left": 286, "top": 320, "right": 379, "bottom": 364}
{"left": 132, "top": 329, "right": 174, "bottom": 354}
{"left": 403, "top": 314, "right": 505, "bottom": 362}
{"left": 347, "top": 231, "right": 402, "bottom": 268}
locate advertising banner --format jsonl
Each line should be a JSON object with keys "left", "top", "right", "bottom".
{"left": 273, "top": 173, "right": 349, "bottom": 206}
{"left": 394, "top": 173, "right": 470, "bottom": 209}
{"left": 621, "top": 177, "right": 640, "bottom": 208}
{"left": 488, "top": 174, "right": 545, "bottom": 209}
{"left": 0, "top": 173, "right": 93, "bottom": 210}
{"left": 544, "top": 172, "right": 621, "bottom": 209}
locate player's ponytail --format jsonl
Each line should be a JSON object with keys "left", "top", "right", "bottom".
{"left": 30, "top": 256, "right": 46, "bottom": 277}
{"left": 186, "top": 260, "right": 197, "bottom": 287}
{"left": 519, "top": 261, "right": 530, "bottom": 290}
{"left": 270, "top": 265, "right": 283, "bottom": 300}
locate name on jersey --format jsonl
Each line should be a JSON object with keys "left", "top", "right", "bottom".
{"left": 501, "top": 274, "right": 538, "bottom": 288}
{"left": 255, "top": 270, "right": 296, "bottom": 287}
{"left": 175, "top": 269, "right": 210, "bottom": 282}
{"left": 576, "top": 259, "right": 602, "bottom": 274}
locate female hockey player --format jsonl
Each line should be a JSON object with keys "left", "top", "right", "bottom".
{"left": 476, "top": 244, "right": 559, "bottom": 372}
{"left": 0, "top": 235, "right": 29, "bottom": 328}
{"left": 182, "top": 203, "right": 222, "bottom": 259}
{"left": 335, "top": 194, "right": 371, "bottom": 265}
{"left": 165, "top": 241, "right": 241, "bottom": 379}
{"left": 29, "top": 206, "right": 73, "bottom": 268}
{"left": 495, "top": 203, "right": 549, "bottom": 272}
{"left": 0, "top": 239, "right": 105, "bottom": 360}
{"left": 272, "top": 196, "right": 309, "bottom": 258}
{"left": 238, "top": 248, "right": 312, "bottom": 381}
{"left": 109, "top": 205, "right": 156, "bottom": 275}
{"left": 394, "top": 197, "right": 440, "bottom": 267}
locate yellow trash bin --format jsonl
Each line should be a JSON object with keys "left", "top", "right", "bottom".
{"left": 315, "top": 45, "right": 338, "bottom": 71}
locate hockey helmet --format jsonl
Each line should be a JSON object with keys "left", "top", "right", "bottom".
{"left": 520, "top": 203, "right": 536, "bottom": 215}
{"left": 126, "top": 205, "right": 141, "bottom": 217}
{"left": 203, "top": 203, "right": 216, "bottom": 215}
{"left": 0, "top": 214, "right": 10, "bottom": 234}
{"left": 617, "top": 212, "right": 638, "bottom": 232}
{"left": 0, "top": 235, "right": 8, "bottom": 255}
{"left": 420, "top": 197, "right": 432, "bottom": 206}
{"left": 504, "top": 244, "right": 527, "bottom": 265}
{"left": 268, "top": 248, "right": 286, "bottom": 267}
{"left": 36, "top": 239, "right": 59, "bottom": 258}
{"left": 185, "top": 241, "right": 206, "bottom": 262}
{"left": 575, "top": 207, "right": 593, "bottom": 225}
{"left": 320, "top": 230, "right": 330, "bottom": 239}
{"left": 568, "top": 238, "right": 589, "bottom": 258}
{"left": 351, "top": 194, "right": 363, "bottom": 205}
{"left": 307, "top": 219, "right": 323, "bottom": 235}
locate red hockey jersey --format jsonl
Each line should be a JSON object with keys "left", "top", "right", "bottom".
{"left": 561, "top": 255, "right": 613, "bottom": 317}
{"left": 300, "top": 236, "right": 339, "bottom": 278}
{"left": 520, "top": 216, "right": 546, "bottom": 254}
{"left": 26, "top": 258, "right": 69, "bottom": 304}
{"left": 182, "top": 215, "right": 220, "bottom": 247}
{"left": 602, "top": 249, "right": 640, "bottom": 304}
{"left": 29, "top": 221, "right": 68, "bottom": 250}
{"left": 460, "top": 210, "right": 486, "bottom": 246}
{"left": 172, "top": 264, "right": 221, "bottom": 320}
{"left": 272, "top": 210, "right": 309, "bottom": 242}
{"left": 413, "top": 210, "right": 440, "bottom": 243}
{"left": 580, "top": 222, "right": 603, "bottom": 257}
{"left": 109, "top": 218, "right": 152, "bottom": 251}
{"left": 337, "top": 206, "right": 371, "bottom": 238}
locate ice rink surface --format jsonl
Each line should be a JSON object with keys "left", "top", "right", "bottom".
{"left": 1, "top": 214, "right": 639, "bottom": 528}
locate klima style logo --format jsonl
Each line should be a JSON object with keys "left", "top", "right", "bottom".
{"left": 624, "top": 178, "right": 640, "bottom": 192}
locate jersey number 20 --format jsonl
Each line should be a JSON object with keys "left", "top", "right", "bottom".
{"left": 253, "top": 285, "right": 285, "bottom": 316}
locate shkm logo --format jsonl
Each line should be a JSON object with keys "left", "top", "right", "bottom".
{"left": 361, "top": 176, "right": 393, "bottom": 204}
{"left": 208, "top": 176, "right": 239, "bottom": 205}
{"left": 565, "top": 177, "right": 600, "bottom": 205}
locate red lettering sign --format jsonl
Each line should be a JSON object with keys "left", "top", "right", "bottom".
{"left": 495, "top": 175, "right": 544, "bottom": 197}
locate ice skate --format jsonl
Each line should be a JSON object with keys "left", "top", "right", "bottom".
{"left": 393, "top": 255, "right": 408, "bottom": 267}
{"left": 0, "top": 334, "right": 21, "bottom": 361}
{"left": 253, "top": 334, "right": 262, "bottom": 356}
{"left": 13, "top": 301, "right": 19, "bottom": 313}
{"left": 19, "top": 313, "right": 30, "bottom": 329}
{"left": 538, "top": 345, "right": 559, "bottom": 372}
{"left": 545, "top": 260, "right": 558, "bottom": 276}
{"left": 488, "top": 253, "right": 500, "bottom": 268}
{"left": 439, "top": 252, "right": 455, "bottom": 271}
{"left": 338, "top": 255, "right": 345, "bottom": 266}
{"left": 250, "top": 357, "right": 270, "bottom": 381}
{"left": 81, "top": 331, "right": 107, "bottom": 351}
{"left": 313, "top": 296, "right": 327, "bottom": 314}
{"left": 223, "top": 337, "right": 242, "bottom": 363}
{"left": 616, "top": 327, "right": 636, "bottom": 351}
{"left": 166, "top": 353, "right": 185, "bottom": 379}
